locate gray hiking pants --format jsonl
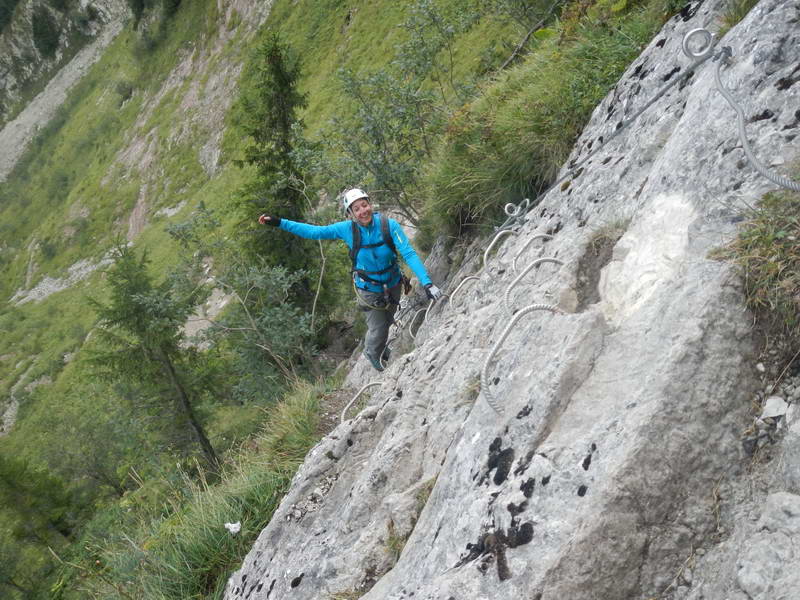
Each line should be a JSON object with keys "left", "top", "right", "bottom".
{"left": 357, "top": 283, "right": 402, "bottom": 359}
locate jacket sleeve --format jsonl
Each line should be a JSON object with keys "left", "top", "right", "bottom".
{"left": 278, "top": 219, "right": 348, "bottom": 242}
{"left": 388, "top": 220, "right": 432, "bottom": 287}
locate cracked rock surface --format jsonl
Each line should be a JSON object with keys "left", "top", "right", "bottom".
{"left": 225, "top": 1, "right": 800, "bottom": 599}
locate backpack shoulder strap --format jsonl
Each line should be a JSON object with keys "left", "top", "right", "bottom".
{"left": 380, "top": 214, "right": 397, "bottom": 256}
{"left": 349, "top": 220, "right": 361, "bottom": 266}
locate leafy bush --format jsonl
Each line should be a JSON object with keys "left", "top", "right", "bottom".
{"left": 50, "top": 0, "right": 71, "bottom": 12}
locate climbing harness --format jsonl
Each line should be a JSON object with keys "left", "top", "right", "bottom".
{"left": 350, "top": 213, "right": 400, "bottom": 293}
{"left": 353, "top": 280, "right": 397, "bottom": 311}
{"left": 481, "top": 303, "right": 564, "bottom": 415}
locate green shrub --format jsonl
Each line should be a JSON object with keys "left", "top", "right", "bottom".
{"left": 721, "top": 189, "right": 800, "bottom": 346}
{"left": 81, "top": 378, "right": 325, "bottom": 600}
{"left": 421, "top": 2, "right": 669, "bottom": 235}
{"left": 32, "top": 6, "right": 60, "bottom": 58}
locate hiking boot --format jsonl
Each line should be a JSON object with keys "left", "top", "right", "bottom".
{"left": 363, "top": 350, "right": 384, "bottom": 372}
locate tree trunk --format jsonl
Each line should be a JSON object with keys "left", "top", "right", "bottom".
{"left": 158, "top": 350, "right": 220, "bottom": 469}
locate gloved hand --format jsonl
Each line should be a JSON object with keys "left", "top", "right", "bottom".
{"left": 258, "top": 215, "right": 281, "bottom": 226}
{"left": 425, "top": 283, "right": 443, "bottom": 301}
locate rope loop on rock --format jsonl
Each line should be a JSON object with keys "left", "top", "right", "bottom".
{"left": 341, "top": 382, "right": 382, "bottom": 424}
{"left": 449, "top": 276, "right": 481, "bottom": 308}
{"left": 505, "top": 257, "right": 565, "bottom": 315}
{"left": 681, "top": 28, "right": 715, "bottom": 60}
{"left": 513, "top": 234, "right": 553, "bottom": 273}
{"left": 409, "top": 300, "right": 435, "bottom": 340}
{"left": 481, "top": 303, "right": 564, "bottom": 414}
{"left": 714, "top": 48, "right": 800, "bottom": 192}
{"left": 496, "top": 198, "right": 531, "bottom": 231}
{"left": 483, "top": 229, "right": 519, "bottom": 269}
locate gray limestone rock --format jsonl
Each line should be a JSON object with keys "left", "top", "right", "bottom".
{"left": 225, "top": 0, "right": 800, "bottom": 599}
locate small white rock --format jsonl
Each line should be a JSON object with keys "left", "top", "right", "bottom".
{"left": 224, "top": 521, "right": 241, "bottom": 535}
{"left": 762, "top": 395, "right": 788, "bottom": 419}
{"left": 756, "top": 363, "right": 766, "bottom": 373}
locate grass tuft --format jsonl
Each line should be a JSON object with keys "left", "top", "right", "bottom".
{"left": 420, "top": 2, "right": 671, "bottom": 236}
{"left": 718, "top": 0, "right": 760, "bottom": 37}
{"left": 721, "top": 189, "right": 800, "bottom": 346}
{"left": 85, "top": 378, "right": 325, "bottom": 600}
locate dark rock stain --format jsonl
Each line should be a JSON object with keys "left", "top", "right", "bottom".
{"left": 582, "top": 442, "right": 597, "bottom": 470}
{"left": 290, "top": 573, "right": 304, "bottom": 588}
{"left": 547, "top": 221, "right": 563, "bottom": 236}
{"left": 521, "top": 477, "right": 536, "bottom": 498}
{"left": 507, "top": 500, "right": 528, "bottom": 516}
{"left": 577, "top": 484, "right": 588, "bottom": 497}
{"left": 453, "top": 522, "right": 535, "bottom": 581}
{"left": 513, "top": 449, "right": 535, "bottom": 476}
{"left": 776, "top": 64, "right": 800, "bottom": 90}
{"left": 750, "top": 109, "right": 775, "bottom": 122}
{"left": 678, "top": 70, "right": 694, "bottom": 91}
{"left": 662, "top": 66, "right": 681, "bottom": 82}
{"left": 679, "top": 1, "right": 702, "bottom": 21}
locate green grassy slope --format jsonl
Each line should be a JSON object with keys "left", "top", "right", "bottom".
{"left": 0, "top": 0, "right": 692, "bottom": 597}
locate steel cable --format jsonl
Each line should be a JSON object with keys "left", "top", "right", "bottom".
{"left": 480, "top": 303, "right": 564, "bottom": 414}
{"left": 714, "top": 47, "right": 800, "bottom": 192}
{"left": 341, "top": 382, "right": 382, "bottom": 424}
{"left": 504, "top": 257, "right": 565, "bottom": 315}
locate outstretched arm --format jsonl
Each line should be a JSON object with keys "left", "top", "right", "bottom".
{"left": 258, "top": 215, "right": 346, "bottom": 241}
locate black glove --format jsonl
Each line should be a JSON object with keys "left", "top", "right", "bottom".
{"left": 258, "top": 215, "right": 281, "bottom": 226}
{"left": 425, "top": 283, "right": 443, "bottom": 301}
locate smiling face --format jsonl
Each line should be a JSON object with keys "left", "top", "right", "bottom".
{"left": 349, "top": 198, "right": 373, "bottom": 226}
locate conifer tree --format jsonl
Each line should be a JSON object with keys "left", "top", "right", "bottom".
{"left": 232, "top": 33, "right": 312, "bottom": 277}
{"left": 89, "top": 244, "right": 219, "bottom": 469}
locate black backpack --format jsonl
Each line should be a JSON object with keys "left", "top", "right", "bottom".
{"left": 349, "top": 214, "right": 398, "bottom": 286}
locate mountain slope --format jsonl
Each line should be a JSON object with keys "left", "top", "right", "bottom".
{"left": 225, "top": 1, "right": 800, "bottom": 598}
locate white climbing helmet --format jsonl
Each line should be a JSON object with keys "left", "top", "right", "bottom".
{"left": 342, "top": 188, "right": 369, "bottom": 213}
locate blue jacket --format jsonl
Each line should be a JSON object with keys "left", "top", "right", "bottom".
{"left": 278, "top": 213, "right": 432, "bottom": 293}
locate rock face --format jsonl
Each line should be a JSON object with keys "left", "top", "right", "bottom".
{"left": 0, "top": 0, "right": 125, "bottom": 123}
{"left": 225, "top": 0, "right": 800, "bottom": 599}
{"left": 0, "top": 0, "right": 127, "bottom": 179}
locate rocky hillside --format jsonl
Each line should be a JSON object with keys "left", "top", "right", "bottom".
{"left": 0, "top": 0, "right": 125, "bottom": 126}
{"left": 224, "top": 0, "right": 800, "bottom": 598}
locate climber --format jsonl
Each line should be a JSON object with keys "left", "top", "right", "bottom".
{"left": 258, "top": 188, "right": 443, "bottom": 372}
